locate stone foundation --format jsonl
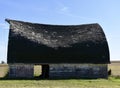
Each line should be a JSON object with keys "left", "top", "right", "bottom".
{"left": 9, "top": 64, "right": 34, "bottom": 78}
{"left": 49, "top": 64, "right": 108, "bottom": 78}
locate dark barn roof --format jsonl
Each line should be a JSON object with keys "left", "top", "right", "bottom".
{"left": 6, "top": 19, "right": 110, "bottom": 64}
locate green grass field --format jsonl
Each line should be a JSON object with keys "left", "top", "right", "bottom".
{"left": 0, "top": 62, "right": 120, "bottom": 88}
{"left": 0, "top": 77, "right": 120, "bottom": 88}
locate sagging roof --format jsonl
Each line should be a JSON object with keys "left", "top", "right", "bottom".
{"left": 6, "top": 19, "right": 110, "bottom": 64}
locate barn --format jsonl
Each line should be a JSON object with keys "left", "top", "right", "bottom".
{"left": 6, "top": 19, "right": 110, "bottom": 78}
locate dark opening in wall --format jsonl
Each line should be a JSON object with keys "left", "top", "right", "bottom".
{"left": 41, "top": 65, "right": 49, "bottom": 78}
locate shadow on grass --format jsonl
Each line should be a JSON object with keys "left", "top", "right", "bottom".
{"left": 1, "top": 72, "right": 119, "bottom": 80}
{"left": 0, "top": 76, "right": 110, "bottom": 80}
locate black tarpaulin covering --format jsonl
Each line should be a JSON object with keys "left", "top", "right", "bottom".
{"left": 6, "top": 19, "right": 110, "bottom": 64}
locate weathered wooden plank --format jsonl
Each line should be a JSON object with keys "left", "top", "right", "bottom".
{"left": 9, "top": 64, "right": 34, "bottom": 78}
{"left": 49, "top": 64, "right": 108, "bottom": 78}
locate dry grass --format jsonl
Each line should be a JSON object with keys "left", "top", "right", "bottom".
{"left": 0, "top": 64, "right": 8, "bottom": 77}
{"left": 108, "top": 61, "right": 120, "bottom": 76}
{"left": 34, "top": 65, "right": 42, "bottom": 77}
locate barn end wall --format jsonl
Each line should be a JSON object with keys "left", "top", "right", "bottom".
{"left": 8, "top": 64, "right": 34, "bottom": 78}
{"left": 49, "top": 64, "right": 108, "bottom": 79}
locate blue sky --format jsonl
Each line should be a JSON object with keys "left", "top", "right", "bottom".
{"left": 0, "top": 0, "right": 120, "bottom": 62}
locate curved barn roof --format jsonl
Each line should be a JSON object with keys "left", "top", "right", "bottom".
{"left": 6, "top": 19, "right": 110, "bottom": 64}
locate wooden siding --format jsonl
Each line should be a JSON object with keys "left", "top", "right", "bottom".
{"left": 49, "top": 64, "right": 108, "bottom": 78}
{"left": 9, "top": 64, "right": 34, "bottom": 78}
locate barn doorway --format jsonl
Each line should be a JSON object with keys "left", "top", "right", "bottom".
{"left": 34, "top": 64, "right": 49, "bottom": 78}
{"left": 41, "top": 65, "right": 49, "bottom": 78}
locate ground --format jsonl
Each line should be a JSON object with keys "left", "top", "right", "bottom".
{"left": 0, "top": 61, "right": 120, "bottom": 88}
{"left": 0, "top": 77, "right": 120, "bottom": 88}
{"left": 108, "top": 61, "right": 120, "bottom": 76}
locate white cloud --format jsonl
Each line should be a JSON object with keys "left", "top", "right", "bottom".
{"left": 60, "top": 7, "right": 69, "bottom": 12}
{"left": 59, "top": 8, "right": 100, "bottom": 21}
{"left": 0, "top": 22, "right": 9, "bottom": 63}
{"left": 54, "top": 0, "right": 70, "bottom": 14}
{"left": 0, "top": 23, "right": 9, "bottom": 29}
{"left": 0, "top": 45, "right": 7, "bottom": 62}
{"left": 55, "top": 1, "right": 100, "bottom": 21}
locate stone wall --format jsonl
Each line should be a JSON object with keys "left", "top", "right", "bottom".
{"left": 9, "top": 64, "right": 34, "bottom": 78}
{"left": 49, "top": 64, "right": 108, "bottom": 78}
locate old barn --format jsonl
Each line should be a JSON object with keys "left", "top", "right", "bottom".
{"left": 6, "top": 19, "right": 110, "bottom": 78}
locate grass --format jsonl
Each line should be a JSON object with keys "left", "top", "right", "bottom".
{"left": 0, "top": 77, "right": 120, "bottom": 88}
{"left": 0, "top": 62, "right": 120, "bottom": 88}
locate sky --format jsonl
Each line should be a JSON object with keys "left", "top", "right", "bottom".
{"left": 0, "top": 0, "right": 120, "bottom": 62}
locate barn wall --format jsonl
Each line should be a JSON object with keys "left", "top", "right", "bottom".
{"left": 49, "top": 64, "right": 108, "bottom": 78}
{"left": 9, "top": 64, "right": 34, "bottom": 78}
